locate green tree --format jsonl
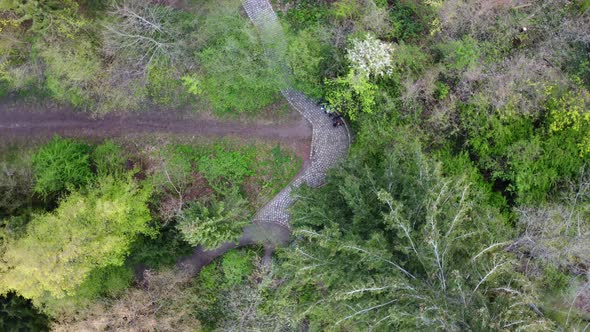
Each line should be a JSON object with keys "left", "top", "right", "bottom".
{"left": 195, "top": 1, "right": 283, "bottom": 114}
{"left": 274, "top": 137, "right": 552, "bottom": 330}
{"left": 286, "top": 26, "right": 328, "bottom": 98}
{"left": 0, "top": 176, "right": 153, "bottom": 303}
{"left": 1, "top": 0, "right": 87, "bottom": 39}
{"left": 177, "top": 190, "right": 249, "bottom": 250}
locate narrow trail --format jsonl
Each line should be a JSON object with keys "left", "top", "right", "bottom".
{"left": 178, "top": 0, "right": 350, "bottom": 274}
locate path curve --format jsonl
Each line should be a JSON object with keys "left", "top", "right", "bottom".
{"left": 179, "top": 0, "right": 350, "bottom": 274}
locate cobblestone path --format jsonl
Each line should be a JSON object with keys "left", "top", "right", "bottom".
{"left": 179, "top": 0, "right": 350, "bottom": 274}
{"left": 245, "top": 0, "right": 351, "bottom": 229}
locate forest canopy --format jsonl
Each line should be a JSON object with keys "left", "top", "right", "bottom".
{"left": 1, "top": 0, "right": 590, "bottom": 331}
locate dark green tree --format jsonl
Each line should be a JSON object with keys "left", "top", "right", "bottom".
{"left": 274, "top": 136, "right": 552, "bottom": 331}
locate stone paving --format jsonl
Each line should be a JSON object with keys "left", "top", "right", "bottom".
{"left": 243, "top": 0, "right": 351, "bottom": 228}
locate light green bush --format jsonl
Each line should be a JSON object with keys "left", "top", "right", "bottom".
{"left": 32, "top": 136, "right": 93, "bottom": 196}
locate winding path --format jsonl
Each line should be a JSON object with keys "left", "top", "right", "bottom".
{"left": 178, "top": 0, "right": 350, "bottom": 273}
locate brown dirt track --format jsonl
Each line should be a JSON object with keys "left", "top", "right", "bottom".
{"left": 0, "top": 97, "right": 312, "bottom": 160}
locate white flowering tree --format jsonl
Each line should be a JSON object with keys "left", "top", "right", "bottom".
{"left": 346, "top": 34, "right": 394, "bottom": 78}
{"left": 326, "top": 35, "right": 394, "bottom": 120}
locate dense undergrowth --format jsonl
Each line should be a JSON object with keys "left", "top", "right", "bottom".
{"left": 0, "top": 135, "right": 300, "bottom": 329}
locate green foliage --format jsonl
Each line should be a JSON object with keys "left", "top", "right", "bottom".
{"left": 39, "top": 264, "right": 136, "bottom": 316}
{"left": 282, "top": 2, "right": 329, "bottom": 30}
{"left": 181, "top": 74, "right": 203, "bottom": 96}
{"left": 128, "top": 226, "right": 193, "bottom": 269}
{"left": 198, "top": 145, "right": 255, "bottom": 193}
{"left": 438, "top": 36, "right": 480, "bottom": 71}
{"left": 460, "top": 101, "right": 587, "bottom": 205}
{"left": 193, "top": 249, "right": 257, "bottom": 330}
{"left": 0, "top": 149, "right": 33, "bottom": 218}
{"left": 547, "top": 89, "right": 590, "bottom": 157}
{"left": 275, "top": 136, "right": 550, "bottom": 330}
{"left": 286, "top": 26, "right": 328, "bottom": 98}
{"left": 221, "top": 250, "right": 253, "bottom": 287}
{"left": 40, "top": 40, "right": 100, "bottom": 107}
{"left": 194, "top": 263, "right": 225, "bottom": 328}
{"left": 0, "top": 176, "right": 153, "bottom": 303}
{"left": 197, "top": 4, "right": 282, "bottom": 114}
{"left": 32, "top": 136, "right": 93, "bottom": 196}
{"left": 434, "top": 81, "right": 449, "bottom": 100}
{"left": 436, "top": 147, "right": 508, "bottom": 209}
{"left": 541, "top": 264, "right": 569, "bottom": 293}
{"left": 151, "top": 143, "right": 199, "bottom": 196}
{"left": 92, "top": 140, "right": 126, "bottom": 178}
{"left": 2, "top": 0, "right": 87, "bottom": 39}
{"left": 390, "top": 42, "right": 429, "bottom": 77}
{"left": 177, "top": 191, "right": 249, "bottom": 249}
{"left": 146, "top": 60, "right": 187, "bottom": 107}
{"left": 76, "top": 265, "right": 133, "bottom": 299}
{"left": 388, "top": 0, "right": 428, "bottom": 41}
{"left": 331, "top": 0, "right": 362, "bottom": 21}
{"left": 325, "top": 70, "right": 378, "bottom": 120}
{"left": 0, "top": 292, "right": 49, "bottom": 332}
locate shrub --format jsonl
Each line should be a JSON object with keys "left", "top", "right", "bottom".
{"left": 221, "top": 250, "right": 253, "bottom": 287}
{"left": 146, "top": 60, "right": 187, "bottom": 107}
{"left": 388, "top": 1, "right": 429, "bottom": 41}
{"left": 325, "top": 70, "right": 379, "bottom": 120}
{"left": 438, "top": 36, "right": 480, "bottom": 71}
{"left": 331, "top": 0, "right": 362, "bottom": 21}
{"left": 198, "top": 145, "right": 255, "bottom": 193}
{"left": 92, "top": 140, "right": 126, "bottom": 178}
{"left": 127, "top": 226, "right": 193, "bottom": 269}
{"left": 32, "top": 136, "right": 93, "bottom": 196}
{"left": 40, "top": 41, "right": 100, "bottom": 108}
{"left": 0, "top": 151, "right": 34, "bottom": 218}
{"left": 0, "top": 292, "right": 49, "bottom": 332}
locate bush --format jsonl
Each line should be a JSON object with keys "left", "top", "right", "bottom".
{"left": 459, "top": 99, "right": 588, "bottom": 205}
{"left": 127, "top": 226, "right": 193, "bottom": 269}
{"left": 438, "top": 36, "right": 480, "bottom": 71}
{"left": 198, "top": 145, "right": 255, "bottom": 193}
{"left": 0, "top": 292, "right": 49, "bottom": 332}
{"left": 325, "top": 70, "right": 379, "bottom": 120}
{"left": 40, "top": 41, "right": 100, "bottom": 108}
{"left": 146, "top": 60, "right": 188, "bottom": 107}
{"left": 32, "top": 136, "right": 93, "bottom": 196}
{"left": 388, "top": 0, "right": 429, "bottom": 41}
{"left": 92, "top": 140, "right": 126, "bottom": 178}
{"left": 0, "top": 176, "right": 153, "bottom": 304}
{"left": 221, "top": 250, "right": 254, "bottom": 287}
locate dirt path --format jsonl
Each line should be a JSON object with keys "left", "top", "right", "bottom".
{"left": 0, "top": 97, "right": 312, "bottom": 160}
